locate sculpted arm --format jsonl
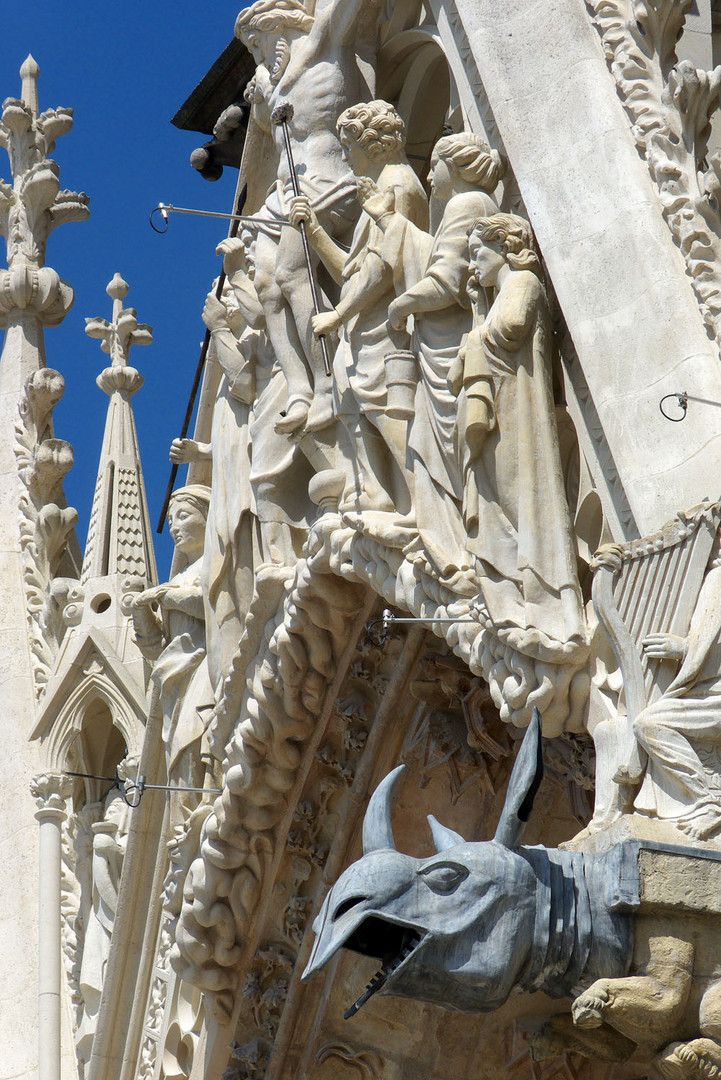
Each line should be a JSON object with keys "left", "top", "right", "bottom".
{"left": 335, "top": 252, "right": 390, "bottom": 323}
{"left": 666, "top": 563, "right": 721, "bottom": 693}
{"left": 289, "top": 196, "right": 346, "bottom": 283}
{"left": 305, "top": 0, "right": 382, "bottom": 55}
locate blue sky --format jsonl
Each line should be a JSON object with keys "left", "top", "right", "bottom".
{"left": 2, "top": 3, "right": 247, "bottom": 571}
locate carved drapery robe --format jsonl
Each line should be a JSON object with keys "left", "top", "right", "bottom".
{"left": 333, "top": 161, "right": 428, "bottom": 512}
{"left": 461, "top": 269, "right": 584, "bottom": 650}
{"left": 152, "top": 557, "right": 213, "bottom": 784}
{"left": 384, "top": 190, "right": 497, "bottom": 576}
{"left": 633, "top": 555, "right": 721, "bottom": 831}
{"left": 248, "top": 329, "right": 313, "bottom": 555}
{"left": 203, "top": 329, "right": 255, "bottom": 691}
{"left": 75, "top": 792, "right": 130, "bottom": 1064}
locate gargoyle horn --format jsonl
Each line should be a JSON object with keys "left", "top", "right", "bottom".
{"left": 428, "top": 815, "right": 465, "bottom": 851}
{"left": 493, "top": 706, "right": 543, "bottom": 849}
{"left": 362, "top": 764, "right": 404, "bottom": 854}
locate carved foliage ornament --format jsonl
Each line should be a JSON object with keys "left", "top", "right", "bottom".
{"left": 586, "top": 0, "right": 721, "bottom": 338}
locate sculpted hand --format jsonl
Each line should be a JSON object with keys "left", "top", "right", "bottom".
{"left": 642, "top": 633, "right": 686, "bottom": 663}
{"left": 312, "top": 310, "right": 342, "bottom": 337}
{"left": 288, "top": 195, "right": 320, "bottom": 236}
{"left": 133, "top": 583, "right": 174, "bottom": 609}
{"left": 357, "top": 176, "right": 395, "bottom": 223}
{"left": 388, "top": 297, "right": 411, "bottom": 332}
{"left": 202, "top": 292, "right": 228, "bottom": 333}
{"left": 216, "top": 237, "right": 247, "bottom": 279}
{"left": 169, "top": 438, "right": 211, "bottom": 464}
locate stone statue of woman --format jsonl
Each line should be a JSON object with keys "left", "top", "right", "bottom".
{"left": 458, "top": 213, "right": 584, "bottom": 651}
{"left": 357, "top": 133, "right": 505, "bottom": 583}
{"left": 132, "top": 486, "right": 214, "bottom": 793}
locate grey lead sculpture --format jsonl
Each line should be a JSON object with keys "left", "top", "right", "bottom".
{"left": 303, "top": 709, "right": 721, "bottom": 1077}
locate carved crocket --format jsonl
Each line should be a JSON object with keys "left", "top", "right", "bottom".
{"left": 303, "top": 710, "right": 721, "bottom": 1079}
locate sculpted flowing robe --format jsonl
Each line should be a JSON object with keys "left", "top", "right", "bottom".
{"left": 633, "top": 556, "right": 721, "bottom": 826}
{"left": 152, "top": 557, "right": 212, "bottom": 783}
{"left": 203, "top": 330, "right": 255, "bottom": 691}
{"left": 333, "top": 161, "right": 428, "bottom": 512}
{"left": 384, "top": 189, "right": 497, "bottom": 576}
{"left": 461, "top": 269, "right": 584, "bottom": 649}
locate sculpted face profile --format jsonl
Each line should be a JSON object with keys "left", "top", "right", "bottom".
{"left": 458, "top": 212, "right": 584, "bottom": 649}
{"left": 236, "top": 0, "right": 313, "bottom": 85}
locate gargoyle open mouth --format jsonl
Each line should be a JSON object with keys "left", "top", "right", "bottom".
{"left": 343, "top": 917, "right": 424, "bottom": 1018}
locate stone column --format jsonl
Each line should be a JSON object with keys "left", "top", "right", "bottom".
{"left": 30, "top": 771, "right": 73, "bottom": 1080}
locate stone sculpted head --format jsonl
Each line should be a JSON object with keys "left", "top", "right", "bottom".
{"left": 303, "top": 710, "right": 545, "bottom": 1016}
{"left": 469, "top": 213, "right": 542, "bottom": 280}
{"left": 337, "top": 101, "right": 407, "bottom": 172}
{"left": 432, "top": 133, "right": 506, "bottom": 194}
{"left": 167, "top": 485, "right": 211, "bottom": 562}
{"left": 235, "top": 0, "right": 314, "bottom": 81}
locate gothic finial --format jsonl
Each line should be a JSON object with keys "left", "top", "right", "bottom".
{"left": 20, "top": 55, "right": 39, "bottom": 117}
{"left": 86, "top": 274, "right": 153, "bottom": 391}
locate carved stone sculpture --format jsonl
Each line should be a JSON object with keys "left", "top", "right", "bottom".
{"left": 289, "top": 99, "right": 428, "bottom": 515}
{"left": 589, "top": 503, "right": 721, "bottom": 841}
{"left": 356, "top": 133, "right": 505, "bottom": 582}
{"left": 75, "top": 772, "right": 131, "bottom": 1067}
{"left": 304, "top": 710, "right": 721, "bottom": 1077}
{"left": 458, "top": 213, "right": 585, "bottom": 652}
{"left": 235, "top": 0, "right": 380, "bottom": 434}
{"left": 132, "top": 486, "right": 213, "bottom": 792}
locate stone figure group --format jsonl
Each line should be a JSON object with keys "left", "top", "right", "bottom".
{"left": 146, "top": 0, "right": 721, "bottom": 860}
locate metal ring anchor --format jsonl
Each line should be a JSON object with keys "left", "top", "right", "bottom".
{"left": 659, "top": 391, "right": 688, "bottom": 422}
{"left": 149, "top": 204, "right": 170, "bottom": 233}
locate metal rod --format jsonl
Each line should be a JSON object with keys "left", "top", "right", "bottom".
{"left": 152, "top": 203, "right": 294, "bottom": 228}
{"left": 272, "top": 104, "right": 332, "bottom": 377}
{"left": 156, "top": 183, "right": 248, "bottom": 532}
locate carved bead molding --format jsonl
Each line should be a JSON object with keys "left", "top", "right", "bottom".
{"left": 585, "top": 0, "right": 721, "bottom": 339}
{"left": 0, "top": 56, "right": 89, "bottom": 328}
{"left": 30, "top": 770, "right": 73, "bottom": 817}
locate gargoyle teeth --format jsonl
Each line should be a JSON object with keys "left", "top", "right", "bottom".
{"left": 344, "top": 928, "right": 422, "bottom": 1019}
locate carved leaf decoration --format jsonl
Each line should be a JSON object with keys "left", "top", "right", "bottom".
{"left": 587, "top": 0, "right": 721, "bottom": 337}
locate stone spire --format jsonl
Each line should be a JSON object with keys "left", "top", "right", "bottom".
{"left": 0, "top": 54, "right": 89, "bottom": 383}
{"left": 33, "top": 273, "right": 157, "bottom": 770}
{"left": 82, "top": 272, "right": 157, "bottom": 586}
{"left": 0, "top": 58, "right": 89, "bottom": 1080}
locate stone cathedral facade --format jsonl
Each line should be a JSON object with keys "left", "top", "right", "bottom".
{"left": 6, "top": 3, "right": 721, "bottom": 1080}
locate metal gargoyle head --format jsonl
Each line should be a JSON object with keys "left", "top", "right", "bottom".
{"left": 303, "top": 709, "right": 545, "bottom": 1017}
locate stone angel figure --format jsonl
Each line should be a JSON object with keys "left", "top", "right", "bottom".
{"left": 289, "top": 99, "right": 428, "bottom": 516}
{"left": 456, "top": 214, "right": 584, "bottom": 652}
{"left": 131, "top": 486, "right": 214, "bottom": 794}
{"left": 357, "top": 133, "right": 505, "bottom": 583}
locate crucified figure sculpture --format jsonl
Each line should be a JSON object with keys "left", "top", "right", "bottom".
{"left": 235, "top": 0, "right": 380, "bottom": 434}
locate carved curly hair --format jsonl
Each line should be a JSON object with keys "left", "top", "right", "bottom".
{"left": 235, "top": 0, "right": 313, "bottom": 39}
{"left": 337, "top": 100, "right": 407, "bottom": 159}
{"left": 469, "top": 213, "right": 542, "bottom": 276}
{"left": 433, "top": 133, "right": 506, "bottom": 192}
